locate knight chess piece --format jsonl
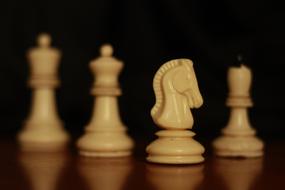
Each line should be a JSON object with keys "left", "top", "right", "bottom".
{"left": 18, "top": 33, "right": 69, "bottom": 151}
{"left": 77, "top": 44, "right": 134, "bottom": 157}
{"left": 213, "top": 65, "right": 264, "bottom": 157}
{"left": 146, "top": 59, "right": 205, "bottom": 164}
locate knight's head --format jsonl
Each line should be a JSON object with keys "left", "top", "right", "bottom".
{"left": 151, "top": 59, "right": 203, "bottom": 118}
{"left": 171, "top": 59, "right": 203, "bottom": 108}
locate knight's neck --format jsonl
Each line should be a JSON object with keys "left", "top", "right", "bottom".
{"left": 156, "top": 90, "right": 194, "bottom": 130}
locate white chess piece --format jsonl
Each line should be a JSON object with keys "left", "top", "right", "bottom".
{"left": 77, "top": 44, "right": 134, "bottom": 157}
{"left": 213, "top": 65, "right": 264, "bottom": 157}
{"left": 18, "top": 33, "right": 69, "bottom": 151}
{"left": 146, "top": 59, "right": 205, "bottom": 164}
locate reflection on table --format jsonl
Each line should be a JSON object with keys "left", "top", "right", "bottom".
{"left": 18, "top": 150, "right": 68, "bottom": 190}
{"left": 146, "top": 163, "right": 204, "bottom": 190}
{"left": 77, "top": 157, "right": 133, "bottom": 190}
{"left": 213, "top": 158, "right": 263, "bottom": 190}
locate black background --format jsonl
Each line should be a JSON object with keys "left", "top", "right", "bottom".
{"left": 0, "top": 0, "right": 284, "bottom": 142}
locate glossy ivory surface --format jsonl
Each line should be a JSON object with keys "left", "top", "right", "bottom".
{"left": 18, "top": 34, "right": 69, "bottom": 151}
{"left": 213, "top": 65, "right": 264, "bottom": 157}
{"left": 77, "top": 44, "right": 134, "bottom": 157}
{"left": 146, "top": 59, "right": 205, "bottom": 164}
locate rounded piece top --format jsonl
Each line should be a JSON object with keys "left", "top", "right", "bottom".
{"left": 237, "top": 54, "right": 243, "bottom": 63}
{"left": 37, "top": 33, "right": 51, "bottom": 47}
{"left": 100, "top": 44, "right": 113, "bottom": 57}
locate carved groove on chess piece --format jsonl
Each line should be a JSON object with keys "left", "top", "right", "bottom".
{"left": 18, "top": 33, "right": 69, "bottom": 151}
{"left": 213, "top": 65, "right": 264, "bottom": 157}
{"left": 77, "top": 44, "right": 134, "bottom": 157}
{"left": 146, "top": 59, "right": 205, "bottom": 164}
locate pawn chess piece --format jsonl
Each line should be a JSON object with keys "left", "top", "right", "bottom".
{"left": 18, "top": 33, "right": 69, "bottom": 151}
{"left": 213, "top": 64, "right": 264, "bottom": 157}
{"left": 146, "top": 59, "right": 205, "bottom": 164}
{"left": 77, "top": 44, "right": 134, "bottom": 157}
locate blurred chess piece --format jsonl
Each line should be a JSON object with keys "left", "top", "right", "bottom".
{"left": 18, "top": 33, "right": 69, "bottom": 151}
{"left": 78, "top": 157, "right": 132, "bottom": 190}
{"left": 19, "top": 151, "right": 68, "bottom": 190}
{"left": 146, "top": 59, "right": 204, "bottom": 164}
{"left": 213, "top": 158, "right": 262, "bottom": 190}
{"left": 77, "top": 44, "right": 134, "bottom": 157}
{"left": 146, "top": 164, "right": 204, "bottom": 190}
{"left": 213, "top": 64, "right": 264, "bottom": 157}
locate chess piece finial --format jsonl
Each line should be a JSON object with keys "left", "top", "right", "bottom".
{"left": 18, "top": 33, "right": 69, "bottom": 151}
{"left": 77, "top": 44, "right": 134, "bottom": 157}
{"left": 37, "top": 33, "right": 51, "bottom": 47}
{"left": 237, "top": 54, "right": 243, "bottom": 63}
{"left": 100, "top": 44, "right": 113, "bottom": 57}
{"left": 212, "top": 65, "right": 264, "bottom": 157}
{"left": 146, "top": 59, "right": 205, "bottom": 164}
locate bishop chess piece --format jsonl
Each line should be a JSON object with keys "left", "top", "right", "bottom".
{"left": 213, "top": 65, "right": 264, "bottom": 157}
{"left": 77, "top": 44, "right": 134, "bottom": 157}
{"left": 146, "top": 59, "right": 205, "bottom": 164}
{"left": 18, "top": 33, "right": 69, "bottom": 151}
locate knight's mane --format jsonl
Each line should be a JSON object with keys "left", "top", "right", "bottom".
{"left": 151, "top": 59, "right": 192, "bottom": 118}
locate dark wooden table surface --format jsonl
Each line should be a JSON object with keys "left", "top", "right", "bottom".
{"left": 0, "top": 139, "right": 284, "bottom": 190}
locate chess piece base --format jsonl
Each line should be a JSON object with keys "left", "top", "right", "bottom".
{"left": 79, "top": 150, "right": 131, "bottom": 157}
{"left": 18, "top": 121, "right": 69, "bottom": 151}
{"left": 213, "top": 135, "right": 264, "bottom": 158}
{"left": 77, "top": 130, "right": 134, "bottom": 157}
{"left": 146, "top": 130, "right": 205, "bottom": 164}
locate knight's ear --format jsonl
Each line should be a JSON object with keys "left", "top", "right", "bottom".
{"left": 172, "top": 69, "right": 188, "bottom": 93}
